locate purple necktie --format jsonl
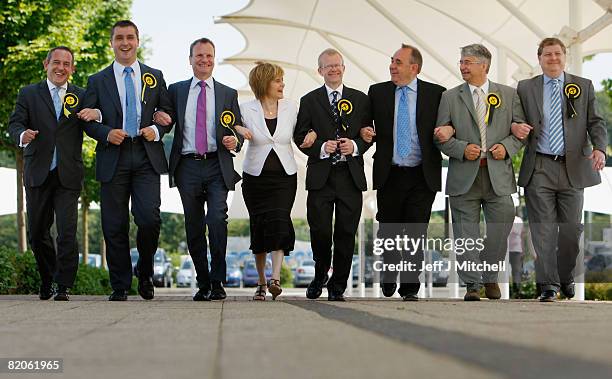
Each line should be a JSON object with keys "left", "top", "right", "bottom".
{"left": 195, "top": 81, "right": 208, "bottom": 155}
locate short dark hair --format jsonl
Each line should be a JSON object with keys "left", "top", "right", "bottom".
{"left": 400, "top": 44, "right": 423, "bottom": 73}
{"left": 537, "top": 37, "right": 566, "bottom": 56}
{"left": 45, "top": 46, "right": 74, "bottom": 64}
{"left": 190, "top": 38, "right": 216, "bottom": 57}
{"left": 111, "top": 20, "right": 139, "bottom": 40}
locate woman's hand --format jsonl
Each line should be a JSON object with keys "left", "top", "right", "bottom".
{"left": 300, "top": 130, "right": 317, "bottom": 148}
{"left": 235, "top": 125, "right": 253, "bottom": 140}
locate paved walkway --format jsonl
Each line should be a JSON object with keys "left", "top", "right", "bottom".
{"left": 1, "top": 295, "right": 611, "bottom": 379}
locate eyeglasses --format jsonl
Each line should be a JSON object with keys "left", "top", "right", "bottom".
{"left": 320, "top": 64, "right": 343, "bottom": 70}
{"left": 458, "top": 60, "right": 483, "bottom": 67}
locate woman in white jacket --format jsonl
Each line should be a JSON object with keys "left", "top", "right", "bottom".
{"left": 236, "top": 62, "right": 315, "bottom": 300}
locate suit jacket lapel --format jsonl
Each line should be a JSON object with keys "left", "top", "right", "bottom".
{"left": 252, "top": 100, "right": 273, "bottom": 140}
{"left": 177, "top": 79, "right": 190, "bottom": 133}
{"left": 38, "top": 81, "right": 57, "bottom": 120}
{"left": 532, "top": 75, "right": 544, "bottom": 120}
{"left": 214, "top": 79, "right": 224, "bottom": 143}
{"left": 459, "top": 82, "right": 479, "bottom": 126}
{"left": 102, "top": 64, "right": 123, "bottom": 118}
{"left": 562, "top": 71, "right": 571, "bottom": 120}
{"left": 415, "top": 79, "right": 427, "bottom": 145}
{"left": 315, "top": 85, "right": 334, "bottom": 121}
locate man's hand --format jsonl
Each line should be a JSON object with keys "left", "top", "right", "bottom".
{"left": 464, "top": 143, "right": 481, "bottom": 161}
{"left": 77, "top": 108, "right": 101, "bottom": 122}
{"left": 300, "top": 130, "right": 317, "bottom": 148}
{"left": 589, "top": 149, "right": 606, "bottom": 171}
{"left": 434, "top": 125, "right": 454, "bottom": 143}
{"left": 153, "top": 111, "right": 172, "bottom": 126}
{"left": 324, "top": 140, "right": 338, "bottom": 154}
{"left": 360, "top": 127, "right": 375, "bottom": 143}
{"left": 222, "top": 136, "right": 237, "bottom": 151}
{"left": 21, "top": 129, "right": 39, "bottom": 144}
{"left": 489, "top": 144, "right": 507, "bottom": 160}
{"left": 140, "top": 126, "right": 157, "bottom": 141}
{"left": 108, "top": 129, "right": 128, "bottom": 145}
{"left": 338, "top": 138, "right": 354, "bottom": 155}
{"left": 235, "top": 125, "right": 252, "bottom": 140}
{"left": 511, "top": 122, "right": 533, "bottom": 140}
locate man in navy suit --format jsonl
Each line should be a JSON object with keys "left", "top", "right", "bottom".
{"left": 9, "top": 46, "right": 87, "bottom": 301}
{"left": 166, "top": 38, "right": 243, "bottom": 301}
{"left": 79, "top": 20, "right": 173, "bottom": 301}
{"left": 294, "top": 48, "right": 371, "bottom": 301}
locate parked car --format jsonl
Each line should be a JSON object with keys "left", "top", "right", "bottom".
{"left": 176, "top": 257, "right": 193, "bottom": 288}
{"left": 424, "top": 250, "right": 449, "bottom": 287}
{"left": 130, "top": 249, "right": 139, "bottom": 271}
{"left": 352, "top": 255, "right": 374, "bottom": 286}
{"left": 226, "top": 263, "right": 243, "bottom": 287}
{"left": 237, "top": 251, "right": 251, "bottom": 266}
{"left": 293, "top": 259, "right": 316, "bottom": 287}
{"left": 153, "top": 249, "right": 174, "bottom": 287}
{"left": 242, "top": 259, "right": 272, "bottom": 287}
{"left": 78, "top": 253, "right": 102, "bottom": 268}
{"left": 586, "top": 252, "right": 612, "bottom": 272}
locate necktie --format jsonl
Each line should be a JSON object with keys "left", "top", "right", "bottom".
{"left": 396, "top": 86, "right": 411, "bottom": 158}
{"left": 330, "top": 91, "right": 341, "bottom": 164}
{"left": 548, "top": 79, "right": 564, "bottom": 154}
{"left": 195, "top": 81, "right": 208, "bottom": 155}
{"left": 474, "top": 88, "right": 487, "bottom": 157}
{"left": 124, "top": 67, "right": 138, "bottom": 137}
{"left": 50, "top": 86, "right": 61, "bottom": 170}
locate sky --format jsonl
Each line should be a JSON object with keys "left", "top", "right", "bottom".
{"left": 132, "top": 0, "right": 612, "bottom": 92}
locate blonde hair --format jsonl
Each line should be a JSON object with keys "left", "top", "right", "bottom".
{"left": 248, "top": 61, "right": 284, "bottom": 100}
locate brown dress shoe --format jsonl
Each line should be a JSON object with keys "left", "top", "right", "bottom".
{"left": 464, "top": 289, "right": 481, "bottom": 301}
{"left": 484, "top": 283, "right": 501, "bottom": 299}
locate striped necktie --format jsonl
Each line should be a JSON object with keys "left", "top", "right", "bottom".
{"left": 330, "top": 91, "right": 341, "bottom": 164}
{"left": 124, "top": 67, "right": 138, "bottom": 137}
{"left": 474, "top": 88, "right": 487, "bottom": 157}
{"left": 548, "top": 79, "right": 564, "bottom": 154}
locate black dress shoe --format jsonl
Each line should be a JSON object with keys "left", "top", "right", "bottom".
{"left": 209, "top": 282, "right": 226, "bottom": 300}
{"left": 560, "top": 282, "right": 575, "bottom": 299}
{"left": 402, "top": 293, "right": 418, "bottom": 301}
{"left": 193, "top": 288, "right": 211, "bottom": 301}
{"left": 538, "top": 290, "right": 557, "bottom": 302}
{"left": 138, "top": 277, "right": 155, "bottom": 300}
{"left": 306, "top": 275, "right": 327, "bottom": 300}
{"left": 54, "top": 285, "right": 70, "bottom": 301}
{"left": 39, "top": 284, "right": 54, "bottom": 300}
{"left": 381, "top": 283, "right": 397, "bottom": 297}
{"left": 328, "top": 292, "right": 346, "bottom": 301}
{"left": 109, "top": 290, "right": 128, "bottom": 301}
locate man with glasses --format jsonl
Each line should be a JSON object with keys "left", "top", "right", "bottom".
{"left": 510, "top": 38, "right": 607, "bottom": 302}
{"left": 435, "top": 44, "right": 526, "bottom": 301}
{"left": 294, "top": 48, "right": 371, "bottom": 301}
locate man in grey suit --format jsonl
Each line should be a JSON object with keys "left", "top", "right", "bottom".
{"left": 511, "top": 38, "right": 607, "bottom": 302}
{"left": 435, "top": 44, "right": 525, "bottom": 301}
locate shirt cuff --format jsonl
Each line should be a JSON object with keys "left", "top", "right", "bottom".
{"left": 320, "top": 143, "right": 330, "bottom": 159}
{"left": 351, "top": 140, "right": 359, "bottom": 156}
{"left": 19, "top": 131, "right": 28, "bottom": 148}
{"left": 95, "top": 109, "right": 102, "bottom": 123}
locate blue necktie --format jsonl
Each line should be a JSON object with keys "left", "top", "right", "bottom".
{"left": 396, "top": 86, "right": 411, "bottom": 158}
{"left": 548, "top": 79, "right": 564, "bottom": 154}
{"left": 50, "top": 86, "right": 61, "bottom": 170}
{"left": 124, "top": 67, "right": 138, "bottom": 137}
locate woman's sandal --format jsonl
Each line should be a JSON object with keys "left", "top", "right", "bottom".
{"left": 267, "top": 279, "right": 282, "bottom": 300}
{"left": 253, "top": 284, "right": 266, "bottom": 301}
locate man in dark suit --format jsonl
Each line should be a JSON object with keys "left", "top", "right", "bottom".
{"left": 294, "top": 48, "right": 371, "bottom": 301}
{"left": 166, "top": 38, "right": 243, "bottom": 301}
{"left": 8, "top": 46, "right": 86, "bottom": 301}
{"left": 511, "top": 38, "right": 607, "bottom": 302}
{"left": 360, "top": 44, "right": 445, "bottom": 301}
{"left": 79, "top": 20, "right": 173, "bottom": 301}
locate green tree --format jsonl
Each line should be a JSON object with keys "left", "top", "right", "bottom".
{"left": 0, "top": 0, "right": 132, "bottom": 253}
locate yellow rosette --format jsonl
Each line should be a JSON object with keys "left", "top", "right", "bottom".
{"left": 564, "top": 83, "right": 580, "bottom": 118}
{"left": 141, "top": 73, "right": 158, "bottom": 103}
{"left": 63, "top": 93, "right": 79, "bottom": 118}
{"left": 485, "top": 93, "right": 501, "bottom": 125}
{"left": 220, "top": 110, "right": 241, "bottom": 146}
{"left": 337, "top": 99, "right": 353, "bottom": 131}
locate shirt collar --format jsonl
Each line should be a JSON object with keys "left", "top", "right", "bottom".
{"left": 46, "top": 79, "right": 68, "bottom": 92}
{"left": 113, "top": 60, "right": 140, "bottom": 76}
{"left": 468, "top": 80, "right": 490, "bottom": 96}
{"left": 543, "top": 72, "right": 565, "bottom": 85}
{"left": 325, "top": 83, "right": 343, "bottom": 99}
{"left": 396, "top": 77, "right": 418, "bottom": 92}
{"left": 191, "top": 76, "right": 214, "bottom": 90}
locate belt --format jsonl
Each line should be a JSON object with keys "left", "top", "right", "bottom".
{"left": 182, "top": 152, "right": 218, "bottom": 160}
{"left": 536, "top": 152, "right": 565, "bottom": 162}
{"left": 121, "top": 136, "right": 143, "bottom": 144}
{"left": 479, "top": 158, "right": 487, "bottom": 167}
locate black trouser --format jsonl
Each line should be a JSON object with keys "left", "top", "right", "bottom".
{"left": 377, "top": 165, "right": 436, "bottom": 296}
{"left": 101, "top": 141, "right": 160, "bottom": 291}
{"left": 26, "top": 169, "right": 80, "bottom": 288}
{"left": 307, "top": 163, "right": 362, "bottom": 295}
